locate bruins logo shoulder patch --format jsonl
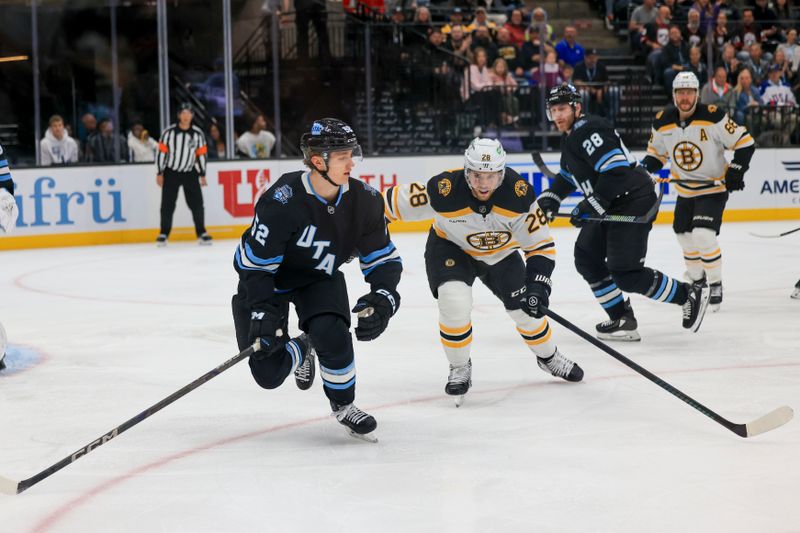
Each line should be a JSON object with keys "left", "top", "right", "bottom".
{"left": 514, "top": 179, "right": 529, "bottom": 198}
{"left": 707, "top": 105, "right": 717, "bottom": 113}
{"left": 438, "top": 178, "right": 452, "bottom": 197}
{"left": 655, "top": 110, "right": 664, "bottom": 120}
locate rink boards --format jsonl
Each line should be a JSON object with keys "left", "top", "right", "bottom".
{"left": 1, "top": 150, "right": 799, "bottom": 250}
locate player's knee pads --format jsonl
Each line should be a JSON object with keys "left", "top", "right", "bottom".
{"left": 249, "top": 355, "right": 291, "bottom": 389}
{"left": 676, "top": 232, "right": 696, "bottom": 252}
{"left": 610, "top": 268, "right": 650, "bottom": 294}
{"left": 574, "top": 245, "right": 607, "bottom": 282}
{"left": 307, "top": 314, "right": 353, "bottom": 366}
{"left": 437, "top": 281, "right": 473, "bottom": 324}
{"left": 692, "top": 227, "right": 718, "bottom": 251}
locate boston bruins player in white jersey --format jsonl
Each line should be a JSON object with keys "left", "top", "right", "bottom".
{"left": 643, "top": 72, "right": 755, "bottom": 311}
{"left": 384, "top": 138, "right": 583, "bottom": 405}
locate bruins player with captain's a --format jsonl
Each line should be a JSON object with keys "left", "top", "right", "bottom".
{"left": 384, "top": 138, "right": 584, "bottom": 406}
{"left": 642, "top": 71, "right": 755, "bottom": 311}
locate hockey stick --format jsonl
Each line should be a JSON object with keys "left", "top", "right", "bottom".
{"left": 543, "top": 307, "right": 793, "bottom": 438}
{"left": 530, "top": 151, "right": 664, "bottom": 224}
{"left": 0, "top": 340, "right": 262, "bottom": 495}
{"left": 749, "top": 226, "right": 800, "bottom": 239}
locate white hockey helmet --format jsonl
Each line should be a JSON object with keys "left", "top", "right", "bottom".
{"left": 672, "top": 72, "right": 700, "bottom": 111}
{"left": 464, "top": 137, "right": 507, "bottom": 194}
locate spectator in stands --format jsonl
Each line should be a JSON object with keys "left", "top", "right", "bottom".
{"left": 504, "top": 9, "right": 527, "bottom": 48}
{"left": 86, "top": 119, "right": 128, "bottom": 163}
{"left": 732, "top": 9, "right": 762, "bottom": 52}
{"left": 643, "top": 6, "right": 672, "bottom": 81}
{"left": 236, "top": 113, "right": 276, "bottom": 158}
{"left": 777, "top": 28, "right": 800, "bottom": 74}
{"left": 773, "top": 0, "right": 796, "bottom": 32}
{"left": 462, "top": 47, "right": 493, "bottom": 101}
{"left": 531, "top": 8, "right": 554, "bottom": 41}
{"left": 520, "top": 26, "right": 556, "bottom": 72}
{"left": 760, "top": 64, "right": 799, "bottom": 142}
{"left": 529, "top": 50, "right": 565, "bottom": 89}
{"left": 206, "top": 123, "right": 226, "bottom": 160}
{"left": 470, "top": 25, "right": 498, "bottom": 65}
{"left": 701, "top": 65, "right": 734, "bottom": 105}
{"left": 683, "top": 9, "right": 705, "bottom": 49}
{"left": 444, "top": 24, "right": 472, "bottom": 71}
{"left": 710, "top": 11, "right": 732, "bottom": 55}
{"left": 442, "top": 7, "right": 467, "bottom": 36}
{"left": 760, "top": 62, "right": 793, "bottom": 96}
{"left": 408, "top": 6, "right": 433, "bottom": 48}
{"left": 714, "top": 0, "right": 739, "bottom": 24}
{"left": 496, "top": 27, "right": 523, "bottom": 76}
{"left": 127, "top": 121, "right": 158, "bottom": 163}
{"left": 744, "top": 42, "right": 769, "bottom": 86}
{"left": 691, "top": 0, "right": 719, "bottom": 33}
{"left": 752, "top": 0, "right": 779, "bottom": 47}
{"left": 685, "top": 46, "right": 709, "bottom": 85}
{"left": 563, "top": 64, "right": 575, "bottom": 84}
{"left": 661, "top": 25, "right": 691, "bottom": 91}
{"left": 719, "top": 43, "right": 743, "bottom": 84}
{"left": 285, "top": 0, "right": 330, "bottom": 64}
{"left": 40, "top": 115, "right": 79, "bottom": 166}
{"left": 555, "top": 26, "right": 585, "bottom": 68}
{"left": 726, "top": 67, "right": 762, "bottom": 125}
{"left": 630, "top": 0, "right": 659, "bottom": 54}
{"left": 574, "top": 48, "right": 610, "bottom": 115}
{"left": 465, "top": 7, "right": 497, "bottom": 37}
{"left": 79, "top": 113, "right": 98, "bottom": 161}
{"left": 663, "top": 0, "right": 686, "bottom": 22}
{"left": 489, "top": 58, "right": 520, "bottom": 125}
{"left": 770, "top": 48, "right": 791, "bottom": 83}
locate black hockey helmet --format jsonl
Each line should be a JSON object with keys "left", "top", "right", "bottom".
{"left": 546, "top": 84, "right": 581, "bottom": 120}
{"left": 300, "top": 118, "right": 362, "bottom": 162}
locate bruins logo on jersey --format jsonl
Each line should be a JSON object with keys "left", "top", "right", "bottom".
{"left": 673, "top": 141, "right": 703, "bottom": 172}
{"left": 467, "top": 231, "right": 512, "bottom": 251}
{"left": 438, "top": 178, "right": 452, "bottom": 197}
{"left": 514, "top": 180, "right": 528, "bottom": 197}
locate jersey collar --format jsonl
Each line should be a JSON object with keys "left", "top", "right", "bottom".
{"left": 302, "top": 171, "right": 349, "bottom": 206}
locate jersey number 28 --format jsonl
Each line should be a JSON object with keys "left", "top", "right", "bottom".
{"left": 582, "top": 133, "right": 604, "bottom": 156}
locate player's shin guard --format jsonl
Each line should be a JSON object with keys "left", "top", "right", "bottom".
{"left": 676, "top": 232, "right": 704, "bottom": 282}
{"left": 507, "top": 309, "right": 556, "bottom": 358}
{"left": 641, "top": 269, "right": 689, "bottom": 305}
{"left": 437, "top": 281, "right": 473, "bottom": 366}
{"left": 693, "top": 227, "right": 722, "bottom": 284}
{"left": 308, "top": 314, "right": 356, "bottom": 405}
{"left": 588, "top": 276, "right": 628, "bottom": 319}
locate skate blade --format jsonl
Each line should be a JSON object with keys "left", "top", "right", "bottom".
{"left": 156, "top": 242, "right": 167, "bottom": 248}
{"left": 597, "top": 331, "right": 641, "bottom": 342}
{"left": 791, "top": 291, "right": 800, "bottom": 300}
{"left": 454, "top": 394, "right": 466, "bottom": 407}
{"left": 690, "top": 286, "right": 712, "bottom": 333}
{"left": 347, "top": 429, "right": 378, "bottom": 443}
{"left": 711, "top": 303, "right": 721, "bottom": 312}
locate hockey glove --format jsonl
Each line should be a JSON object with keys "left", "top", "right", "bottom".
{"left": 520, "top": 275, "right": 552, "bottom": 319}
{"left": 570, "top": 195, "right": 609, "bottom": 228}
{"left": 536, "top": 191, "right": 563, "bottom": 223}
{"left": 248, "top": 304, "right": 287, "bottom": 359}
{"left": 725, "top": 163, "right": 745, "bottom": 192}
{"left": 351, "top": 288, "right": 400, "bottom": 341}
{"left": 0, "top": 189, "right": 19, "bottom": 234}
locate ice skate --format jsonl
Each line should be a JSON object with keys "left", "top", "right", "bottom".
{"left": 0, "top": 355, "right": 5, "bottom": 371}
{"left": 198, "top": 233, "right": 213, "bottom": 246}
{"left": 331, "top": 402, "right": 378, "bottom": 443}
{"left": 537, "top": 348, "right": 584, "bottom": 382}
{"left": 155, "top": 234, "right": 168, "bottom": 247}
{"left": 596, "top": 299, "right": 641, "bottom": 342}
{"left": 792, "top": 280, "right": 800, "bottom": 300}
{"left": 682, "top": 282, "right": 710, "bottom": 332}
{"left": 293, "top": 334, "right": 315, "bottom": 390}
{"left": 709, "top": 282, "right": 722, "bottom": 312}
{"left": 445, "top": 359, "right": 472, "bottom": 407}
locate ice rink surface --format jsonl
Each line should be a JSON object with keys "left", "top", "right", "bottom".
{"left": 0, "top": 222, "right": 798, "bottom": 533}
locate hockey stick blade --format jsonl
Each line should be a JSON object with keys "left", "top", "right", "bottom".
{"left": 743, "top": 405, "right": 794, "bottom": 437}
{"left": 531, "top": 151, "right": 559, "bottom": 179}
{"left": 0, "top": 475, "right": 19, "bottom": 495}
{"left": 749, "top": 226, "right": 800, "bottom": 239}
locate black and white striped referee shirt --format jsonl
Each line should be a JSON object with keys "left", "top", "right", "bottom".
{"left": 157, "top": 124, "right": 208, "bottom": 175}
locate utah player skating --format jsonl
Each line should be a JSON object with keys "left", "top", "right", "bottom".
{"left": 0, "top": 141, "right": 18, "bottom": 371}
{"left": 384, "top": 138, "right": 583, "bottom": 406}
{"left": 536, "top": 84, "right": 710, "bottom": 342}
{"left": 642, "top": 72, "right": 755, "bottom": 312}
{"left": 232, "top": 119, "right": 402, "bottom": 442}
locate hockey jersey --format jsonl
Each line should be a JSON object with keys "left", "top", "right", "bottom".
{"left": 547, "top": 114, "right": 653, "bottom": 210}
{"left": 644, "top": 104, "right": 755, "bottom": 198}
{"left": 234, "top": 171, "right": 402, "bottom": 310}
{"left": 384, "top": 167, "right": 556, "bottom": 278}
{"left": 0, "top": 142, "right": 12, "bottom": 196}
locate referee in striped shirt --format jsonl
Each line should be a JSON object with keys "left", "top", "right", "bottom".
{"left": 156, "top": 103, "right": 212, "bottom": 246}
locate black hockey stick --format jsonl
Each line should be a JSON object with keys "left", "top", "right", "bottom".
{"left": 749, "top": 225, "right": 800, "bottom": 239}
{"left": 0, "top": 340, "right": 262, "bottom": 495}
{"left": 543, "top": 307, "right": 793, "bottom": 438}
{"left": 531, "top": 151, "right": 663, "bottom": 224}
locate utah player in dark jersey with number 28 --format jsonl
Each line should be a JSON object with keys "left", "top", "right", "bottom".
{"left": 232, "top": 119, "right": 402, "bottom": 442}
{"left": 536, "top": 84, "right": 710, "bottom": 341}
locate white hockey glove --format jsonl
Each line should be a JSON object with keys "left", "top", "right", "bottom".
{"left": 0, "top": 188, "right": 18, "bottom": 234}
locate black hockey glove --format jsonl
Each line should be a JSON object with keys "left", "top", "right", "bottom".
{"left": 570, "top": 195, "right": 609, "bottom": 228}
{"left": 351, "top": 288, "right": 400, "bottom": 341}
{"left": 536, "top": 191, "right": 563, "bottom": 223}
{"left": 725, "top": 163, "right": 745, "bottom": 192}
{"left": 520, "top": 275, "right": 552, "bottom": 319}
{"left": 248, "top": 304, "right": 287, "bottom": 359}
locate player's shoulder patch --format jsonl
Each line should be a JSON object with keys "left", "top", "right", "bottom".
{"left": 493, "top": 168, "right": 534, "bottom": 214}
{"left": 655, "top": 110, "right": 664, "bottom": 120}
{"left": 430, "top": 169, "right": 460, "bottom": 197}
{"left": 699, "top": 103, "right": 727, "bottom": 123}
{"left": 654, "top": 106, "right": 679, "bottom": 130}
{"left": 272, "top": 184, "right": 293, "bottom": 204}
{"left": 429, "top": 169, "right": 470, "bottom": 211}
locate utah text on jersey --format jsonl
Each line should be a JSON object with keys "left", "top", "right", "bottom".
{"left": 383, "top": 168, "right": 555, "bottom": 265}
{"left": 647, "top": 104, "right": 755, "bottom": 197}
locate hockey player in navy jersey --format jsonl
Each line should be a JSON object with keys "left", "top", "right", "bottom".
{"left": 0, "top": 141, "right": 19, "bottom": 371}
{"left": 232, "top": 119, "right": 402, "bottom": 442}
{"left": 536, "top": 84, "right": 710, "bottom": 341}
